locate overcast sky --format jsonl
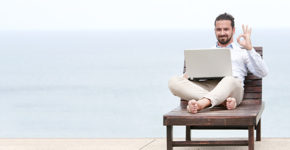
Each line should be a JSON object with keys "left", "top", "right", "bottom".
{"left": 0, "top": 0, "right": 289, "bottom": 30}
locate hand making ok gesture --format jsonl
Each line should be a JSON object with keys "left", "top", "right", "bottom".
{"left": 237, "top": 25, "right": 253, "bottom": 50}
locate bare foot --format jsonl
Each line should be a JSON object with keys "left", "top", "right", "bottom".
{"left": 187, "top": 98, "right": 211, "bottom": 114}
{"left": 187, "top": 99, "right": 199, "bottom": 114}
{"left": 226, "top": 97, "right": 237, "bottom": 110}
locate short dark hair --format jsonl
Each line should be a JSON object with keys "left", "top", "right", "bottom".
{"left": 215, "top": 13, "right": 235, "bottom": 28}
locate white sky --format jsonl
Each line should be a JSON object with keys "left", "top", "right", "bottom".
{"left": 0, "top": 0, "right": 290, "bottom": 30}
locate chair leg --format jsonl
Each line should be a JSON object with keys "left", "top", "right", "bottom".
{"left": 256, "top": 120, "right": 261, "bottom": 141}
{"left": 248, "top": 125, "right": 255, "bottom": 150}
{"left": 167, "top": 126, "right": 173, "bottom": 150}
{"left": 186, "top": 126, "right": 191, "bottom": 141}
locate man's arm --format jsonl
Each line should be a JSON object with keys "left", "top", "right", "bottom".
{"left": 237, "top": 24, "right": 268, "bottom": 77}
{"left": 245, "top": 48, "right": 269, "bottom": 78}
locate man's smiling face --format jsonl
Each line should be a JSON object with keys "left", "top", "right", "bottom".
{"left": 215, "top": 20, "right": 235, "bottom": 46}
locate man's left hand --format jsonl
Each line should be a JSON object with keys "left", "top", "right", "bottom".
{"left": 237, "top": 24, "right": 253, "bottom": 50}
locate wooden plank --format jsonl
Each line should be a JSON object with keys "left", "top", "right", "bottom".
{"left": 244, "top": 80, "right": 262, "bottom": 86}
{"left": 244, "top": 87, "right": 262, "bottom": 92}
{"left": 245, "top": 74, "right": 262, "bottom": 80}
{"left": 173, "top": 140, "right": 248, "bottom": 146}
{"left": 241, "top": 100, "right": 261, "bottom": 105}
{"left": 244, "top": 93, "right": 261, "bottom": 99}
{"left": 190, "top": 126, "right": 249, "bottom": 129}
{"left": 164, "top": 117, "right": 255, "bottom": 126}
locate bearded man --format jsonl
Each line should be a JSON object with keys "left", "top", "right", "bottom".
{"left": 168, "top": 13, "right": 268, "bottom": 113}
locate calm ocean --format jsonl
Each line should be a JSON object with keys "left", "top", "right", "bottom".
{"left": 0, "top": 29, "right": 289, "bottom": 138}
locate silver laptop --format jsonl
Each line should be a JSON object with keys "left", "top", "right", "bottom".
{"left": 184, "top": 48, "right": 232, "bottom": 80}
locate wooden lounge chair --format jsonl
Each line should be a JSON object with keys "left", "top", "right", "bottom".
{"left": 163, "top": 47, "right": 264, "bottom": 150}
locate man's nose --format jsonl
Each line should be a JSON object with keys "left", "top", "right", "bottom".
{"left": 221, "top": 30, "right": 225, "bottom": 35}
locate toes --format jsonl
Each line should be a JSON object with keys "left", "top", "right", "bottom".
{"left": 226, "top": 97, "right": 237, "bottom": 110}
{"left": 187, "top": 101, "right": 193, "bottom": 112}
{"left": 190, "top": 103, "right": 197, "bottom": 113}
{"left": 188, "top": 100, "right": 193, "bottom": 106}
{"left": 188, "top": 100, "right": 197, "bottom": 107}
{"left": 187, "top": 100, "right": 198, "bottom": 114}
{"left": 227, "top": 103, "right": 233, "bottom": 110}
{"left": 193, "top": 103, "right": 198, "bottom": 113}
{"left": 187, "top": 105, "right": 191, "bottom": 112}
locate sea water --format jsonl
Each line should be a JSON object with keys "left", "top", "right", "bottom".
{"left": 0, "top": 29, "right": 289, "bottom": 138}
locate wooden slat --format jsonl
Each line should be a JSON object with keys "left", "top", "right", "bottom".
{"left": 243, "top": 98, "right": 261, "bottom": 101}
{"left": 173, "top": 140, "right": 248, "bottom": 146}
{"left": 244, "top": 80, "right": 262, "bottom": 87}
{"left": 240, "top": 100, "right": 261, "bottom": 105}
{"left": 244, "top": 93, "right": 262, "bottom": 99}
{"left": 245, "top": 74, "right": 261, "bottom": 80}
{"left": 190, "top": 126, "right": 249, "bottom": 129}
{"left": 244, "top": 87, "right": 262, "bottom": 92}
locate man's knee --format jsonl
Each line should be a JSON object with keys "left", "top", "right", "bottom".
{"left": 223, "top": 76, "right": 242, "bottom": 89}
{"left": 168, "top": 76, "right": 180, "bottom": 91}
{"left": 168, "top": 76, "right": 188, "bottom": 95}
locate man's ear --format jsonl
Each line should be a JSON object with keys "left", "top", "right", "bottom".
{"left": 233, "top": 27, "right": 236, "bottom": 34}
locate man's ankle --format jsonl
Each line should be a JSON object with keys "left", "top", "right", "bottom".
{"left": 197, "top": 98, "right": 211, "bottom": 110}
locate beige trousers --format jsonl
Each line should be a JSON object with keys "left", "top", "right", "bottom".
{"left": 168, "top": 76, "right": 244, "bottom": 107}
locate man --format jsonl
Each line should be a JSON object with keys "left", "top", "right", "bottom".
{"left": 168, "top": 13, "right": 268, "bottom": 114}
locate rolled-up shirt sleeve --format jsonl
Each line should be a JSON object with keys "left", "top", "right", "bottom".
{"left": 245, "top": 48, "right": 269, "bottom": 78}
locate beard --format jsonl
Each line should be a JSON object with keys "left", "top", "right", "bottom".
{"left": 217, "top": 35, "right": 233, "bottom": 45}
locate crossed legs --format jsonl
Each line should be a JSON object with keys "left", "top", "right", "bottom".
{"left": 168, "top": 76, "right": 243, "bottom": 114}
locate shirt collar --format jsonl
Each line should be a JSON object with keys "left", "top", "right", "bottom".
{"left": 216, "top": 42, "right": 234, "bottom": 49}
